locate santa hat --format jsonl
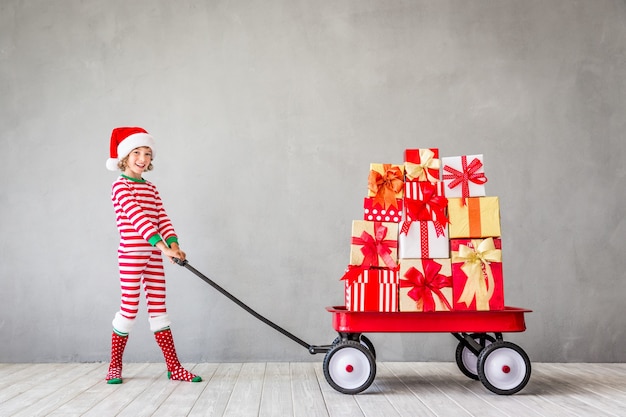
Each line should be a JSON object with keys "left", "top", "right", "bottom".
{"left": 106, "top": 127, "right": 156, "bottom": 171}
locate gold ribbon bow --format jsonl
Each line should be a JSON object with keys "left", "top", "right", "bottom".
{"left": 451, "top": 238, "right": 502, "bottom": 310}
{"left": 368, "top": 164, "right": 404, "bottom": 210}
{"left": 405, "top": 149, "right": 440, "bottom": 181}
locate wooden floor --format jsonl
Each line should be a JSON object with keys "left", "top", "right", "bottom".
{"left": 1, "top": 362, "right": 625, "bottom": 416}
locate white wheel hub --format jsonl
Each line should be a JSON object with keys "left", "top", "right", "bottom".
{"left": 482, "top": 347, "right": 528, "bottom": 390}
{"left": 462, "top": 338, "right": 493, "bottom": 375}
{"left": 328, "top": 347, "right": 371, "bottom": 390}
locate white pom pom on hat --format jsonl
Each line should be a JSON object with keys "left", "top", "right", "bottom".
{"left": 106, "top": 126, "right": 156, "bottom": 171}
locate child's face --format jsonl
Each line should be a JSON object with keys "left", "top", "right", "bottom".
{"left": 124, "top": 146, "right": 153, "bottom": 179}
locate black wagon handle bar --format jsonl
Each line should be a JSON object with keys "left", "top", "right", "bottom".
{"left": 173, "top": 258, "right": 325, "bottom": 354}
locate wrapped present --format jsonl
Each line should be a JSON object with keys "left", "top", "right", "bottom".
{"left": 342, "top": 266, "right": 399, "bottom": 312}
{"left": 448, "top": 196, "right": 501, "bottom": 238}
{"left": 451, "top": 238, "right": 504, "bottom": 311}
{"left": 350, "top": 220, "right": 398, "bottom": 268}
{"left": 404, "top": 148, "right": 440, "bottom": 182}
{"left": 441, "top": 154, "right": 487, "bottom": 201}
{"left": 398, "top": 220, "right": 449, "bottom": 259}
{"left": 367, "top": 163, "right": 404, "bottom": 210}
{"left": 402, "top": 181, "right": 448, "bottom": 235}
{"left": 404, "top": 179, "right": 446, "bottom": 200}
{"left": 399, "top": 258, "right": 453, "bottom": 312}
{"left": 363, "top": 198, "right": 403, "bottom": 223}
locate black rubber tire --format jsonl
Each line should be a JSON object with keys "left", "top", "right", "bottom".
{"left": 455, "top": 333, "right": 496, "bottom": 380}
{"left": 323, "top": 340, "right": 376, "bottom": 394}
{"left": 477, "top": 341, "right": 531, "bottom": 395}
{"left": 359, "top": 335, "right": 376, "bottom": 360}
{"left": 331, "top": 335, "right": 377, "bottom": 359}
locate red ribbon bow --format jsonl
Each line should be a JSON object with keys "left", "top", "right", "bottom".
{"left": 399, "top": 260, "right": 452, "bottom": 312}
{"left": 368, "top": 164, "right": 404, "bottom": 210}
{"left": 442, "top": 156, "right": 487, "bottom": 205}
{"left": 401, "top": 182, "right": 449, "bottom": 236}
{"left": 340, "top": 265, "right": 365, "bottom": 285}
{"left": 351, "top": 222, "right": 398, "bottom": 269}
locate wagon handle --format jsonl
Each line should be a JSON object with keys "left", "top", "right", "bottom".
{"left": 173, "top": 258, "right": 328, "bottom": 354}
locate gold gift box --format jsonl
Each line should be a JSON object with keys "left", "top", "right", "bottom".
{"left": 448, "top": 196, "right": 501, "bottom": 238}
{"left": 349, "top": 220, "right": 399, "bottom": 268}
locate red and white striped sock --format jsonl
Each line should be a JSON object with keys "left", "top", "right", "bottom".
{"left": 154, "top": 328, "right": 201, "bottom": 382}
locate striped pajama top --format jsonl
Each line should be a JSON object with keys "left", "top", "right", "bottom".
{"left": 111, "top": 175, "right": 178, "bottom": 252}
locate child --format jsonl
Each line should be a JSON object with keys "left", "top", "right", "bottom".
{"left": 104, "top": 127, "right": 201, "bottom": 384}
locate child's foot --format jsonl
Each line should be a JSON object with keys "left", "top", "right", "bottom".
{"left": 106, "top": 367, "right": 123, "bottom": 384}
{"left": 168, "top": 367, "right": 202, "bottom": 382}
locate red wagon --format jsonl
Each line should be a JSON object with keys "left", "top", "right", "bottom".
{"left": 176, "top": 260, "right": 532, "bottom": 396}
{"left": 323, "top": 306, "right": 532, "bottom": 395}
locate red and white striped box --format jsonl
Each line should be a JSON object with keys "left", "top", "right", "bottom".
{"left": 403, "top": 181, "right": 447, "bottom": 224}
{"left": 404, "top": 180, "right": 445, "bottom": 201}
{"left": 342, "top": 267, "right": 399, "bottom": 312}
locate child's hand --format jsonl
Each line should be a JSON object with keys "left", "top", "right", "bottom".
{"left": 169, "top": 242, "right": 186, "bottom": 262}
{"left": 157, "top": 241, "right": 186, "bottom": 263}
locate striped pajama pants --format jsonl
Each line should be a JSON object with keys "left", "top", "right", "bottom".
{"left": 112, "top": 250, "right": 171, "bottom": 333}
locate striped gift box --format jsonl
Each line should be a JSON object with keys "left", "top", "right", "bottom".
{"left": 344, "top": 267, "right": 399, "bottom": 312}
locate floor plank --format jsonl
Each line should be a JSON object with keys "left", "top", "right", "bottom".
{"left": 384, "top": 362, "right": 470, "bottom": 417}
{"left": 222, "top": 362, "right": 265, "bottom": 417}
{"left": 258, "top": 362, "right": 292, "bottom": 417}
{"left": 150, "top": 364, "right": 215, "bottom": 417}
{"left": 408, "top": 362, "right": 514, "bottom": 417}
{"left": 531, "top": 364, "right": 624, "bottom": 417}
{"left": 44, "top": 363, "right": 151, "bottom": 417}
{"left": 0, "top": 363, "right": 91, "bottom": 416}
{"left": 1, "top": 362, "right": 626, "bottom": 417}
{"left": 314, "top": 360, "right": 363, "bottom": 417}
{"left": 187, "top": 362, "right": 242, "bottom": 417}
{"left": 11, "top": 363, "right": 105, "bottom": 417}
{"left": 290, "top": 362, "right": 329, "bottom": 417}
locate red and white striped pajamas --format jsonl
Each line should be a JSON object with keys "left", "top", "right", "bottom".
{"left": 110, "top": 175, "right": 178, "bottom": 334}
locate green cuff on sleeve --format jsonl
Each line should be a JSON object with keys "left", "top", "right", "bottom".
{"left": 148, "top": 234, "right": 163, "bottom": 247}
{"left": 165, "top": 236, "right": 179, "bottom": 247}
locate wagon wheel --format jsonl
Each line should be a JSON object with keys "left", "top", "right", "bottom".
{"left": 455, "top": 333, "right": 496, "bottom": 380}
{"left": 332, "top": 335, "right": 377, "bottom": 359}
{"left": 359, "top": 335, "right": 376, "bottom": 359}
{"left": 477, "top": 341, "right": 531, "bottom": 395}
{"left": 323, "top": 340, "right": 376, "bottom": 394}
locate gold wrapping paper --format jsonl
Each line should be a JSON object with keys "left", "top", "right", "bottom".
{"left": 448, "top": 196, "right": 501, "bottom": 238}
{"left": 349, "top": 220, "right": 399, "bottom": 268}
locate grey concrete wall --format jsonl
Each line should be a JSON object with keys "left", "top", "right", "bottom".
{"left": 1, "top": 0, "right": 625, "bottom": 363}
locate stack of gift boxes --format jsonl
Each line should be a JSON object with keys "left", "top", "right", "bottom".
{"left": 342, "top": 150, "right": 504, "bottom": 313}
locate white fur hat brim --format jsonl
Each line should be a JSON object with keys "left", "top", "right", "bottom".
{"left": 106, "top": 132, "right": 156, "bottom": 171}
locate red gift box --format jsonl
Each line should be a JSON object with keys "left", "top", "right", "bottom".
{"left": 342, "top": 266, "right": 399, "bottom": 312}
{"left": 451, "top": 237, "right": 504, "bottom": 311}
{"left": 404, "top": 148, "right": 440, "bottom": 182}
{"left": 363, "top": 198, "right": 403, "bottom": 223}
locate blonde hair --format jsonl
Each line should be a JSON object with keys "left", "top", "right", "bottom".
{"left": 118, "top": 155, "right": 154, "bottom": 172}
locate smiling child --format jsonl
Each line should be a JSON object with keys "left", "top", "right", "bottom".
{"left": 104, "top": 127, "right": 201, "bottom": 384}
